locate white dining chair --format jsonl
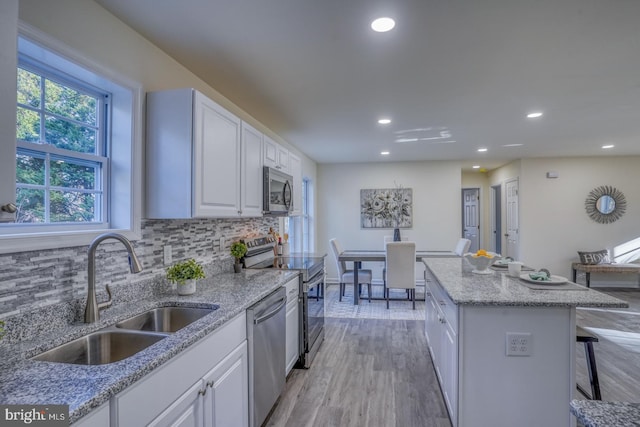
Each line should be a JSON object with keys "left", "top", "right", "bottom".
{"left": 384, "top": 241, "right": 417, "bottom": 309}
{"left": 454, "top": 238, "right": 472, "bottom": 256}
{"left": 329, "top": 238, "right": 373, "bottom": 302}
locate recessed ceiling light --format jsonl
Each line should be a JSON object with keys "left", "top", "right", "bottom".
{"left": 381, "top": 151, "right": 390, "bottom": 155}
{"left": 527, "top": 111, "right": 543, "bottom": 119}
{"left": 477, "top": 148, "right": 488, "bottom": 152}
{"left": 472, "top": 165, "right": 480, "bottom": 169}
{"left": 371, "top": 17, "right": 395, "bottom": 32}
{"left": 602, "top": 144, "right": 615, "bottom": 149}
{"left": 503, "top": 143, "right": 524, "bottom": 147}
{"left": 378, "top": 118, "right": 391, "bottom": 125}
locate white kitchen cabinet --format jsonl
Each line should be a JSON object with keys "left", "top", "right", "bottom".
{"left": 73, "top": 402, "right": 109, "bottom": 427}
{"left": 263, "top": 135, "right": 289, "bottom": 173}
{"left": 240, "top": 122, "right": 264, "bottom": 217}
{"left": 424, "top": 269, "right": 458, "bottom": 426}
{"left": 284, "top": 277, "right": 300, "bottom": 374}
{"left": 147, "top": 88, "right": 256, "bottom": 218}
{"left": 114, "top": 312, "right": 247, "bottom": 427}
{"left": 288, "top": 152, "right": 302, "bottom": 216}
{"left": 203, "top": 342, "right": 248, "bottom": 427}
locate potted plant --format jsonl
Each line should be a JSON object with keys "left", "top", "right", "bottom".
{"left": 230, "top": 241, "right": 247, "bottom": 273}
{"left": 166, "top": 258, "right": 205, "bottom": 295}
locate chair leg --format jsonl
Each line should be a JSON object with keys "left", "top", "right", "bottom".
{"left": 386, "top": 287, "right": 389, "bottom": 309}
{"left": 585, "top": 341, "right": 602, "bottom": 400}
{"left": 339, "top": 283, "right": 343, "bottom": 302}
{"left": 368, "top": 283, "right": 372, "bottom": 302}
{"left": 412, "top": 289, "right": 416, "bottom": 310}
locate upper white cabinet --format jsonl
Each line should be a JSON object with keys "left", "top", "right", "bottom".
{"left": 263, "top": 135, "right": 289, "bottom": 173}
{"left": 146, "top": 89, "right": 262, "bottom": 218}
{"left": 289, "top": 153, "right": 302, "bottom": 216}
{"left": 240, "top": 122, "right": 264, "bottom": 217}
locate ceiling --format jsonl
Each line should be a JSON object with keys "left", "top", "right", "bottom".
{"left": 95, "top": 0, "right": 640, "bottom": 170}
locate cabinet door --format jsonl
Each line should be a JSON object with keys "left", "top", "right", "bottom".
{"left": 289, "top": 153, "right": 302, "bottom": 216}
{"left": 441, "top": 321, "right": 458, "bottom": 427}
{"left": 285, "top": 299, "right": 300, "bottom": 374}
{"left": 263, "top": 135, "right": 279, "bottom": 169}
{"left": 426, "top": 293, "right": 442, "bottom": 382}
{"left": 193, "top": 92, "right": 241, "bottom": 217}
{"left": 276, "top": 145, "right": 289, "bottom": 172}
{"left": 240, "top": 122, "right": 264, "bottom": 217}
{"left": 148, "top": 380, "right": 204, "bottom": 427}
{"left": 203, "top": 342, "right": 249, "bottom": 427}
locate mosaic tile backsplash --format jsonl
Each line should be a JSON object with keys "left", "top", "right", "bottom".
{"left": 0, "top": 217, "right": 278, "bottom": 318}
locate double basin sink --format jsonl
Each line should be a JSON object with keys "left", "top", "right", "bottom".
{"left": 32, "top": 306, "right": 218, "bottom": 365}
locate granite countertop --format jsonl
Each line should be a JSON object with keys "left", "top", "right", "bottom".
{"left": 422, "top": 257, "right": 628, "bottom": 308}
{"left": 0, "top": 269, "right": 299, "bottom": 423}
{"left": 570, "top": 400, "right": 640, "bottom": 427}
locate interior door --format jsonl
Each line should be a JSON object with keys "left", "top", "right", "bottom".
{"left": 491, "top": 185, "right": 502, "bottom": 254}
{"left": 462, "top": 188, "right": 480, "bottom": 253}
{"left": 505, "top": 179, "right": 519, "bottom": 260}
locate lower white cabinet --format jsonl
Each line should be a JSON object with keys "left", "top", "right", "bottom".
{"left": 424, "top": 270, "right": 458, "bottom": 426}
{"left": 284, "top": 277, "right": 300, "bottom": 374}
{"left": 74, "top": 402, "right": 109, "bottom": 427}
{"left": 149, "top": 342, "right": 248, "bottom": 427}
{"left": 113, "top": 312, "right": 248, "bottom": 427}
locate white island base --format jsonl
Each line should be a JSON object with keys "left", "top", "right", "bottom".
{"left": 423, "top": 257, "right": 627, "bottom": 427}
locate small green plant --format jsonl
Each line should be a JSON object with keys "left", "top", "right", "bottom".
{"left": 0, "top": 320, "right": 5, "bottom": 341}
{"left": 230, "top": 241, "right": 247, "bottom": 261}
{"left": 166, "top": 259, "right": 205, "bottom": 285}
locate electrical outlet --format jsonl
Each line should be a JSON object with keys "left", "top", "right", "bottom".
{"left": 219, "top": 237, "right": 225, "bottom": 250}
{"left": 163, "top": 245, "right": 172, "bottom": 265}
{"left": 506, "top": 332, "right": 532, "bottom": 356}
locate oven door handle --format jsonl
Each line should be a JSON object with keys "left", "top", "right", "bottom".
{"left": 305, "top": 273, "right": 324, "bottom": 291}
{"left": 254, "top": 296, "right": 287, "bottom": 325}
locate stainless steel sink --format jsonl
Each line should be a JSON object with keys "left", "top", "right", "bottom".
{"left": 31, "top": 330, "right": 167, "bottom": 365}
{"left": 115, "top": 306, "right": 217, "bottom": 333}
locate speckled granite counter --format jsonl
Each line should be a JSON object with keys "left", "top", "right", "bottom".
{"left": 0, "top": 268, "right": 299, "bottom": 423}
{"left": 570, "top": 400, "right": 640, "bottom": 427}
{"left": 422, "top": 257, "right": 627, "bottom": 308}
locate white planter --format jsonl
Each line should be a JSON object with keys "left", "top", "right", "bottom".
{"left": 178, "top": 279, "right": 197, "bottom": 295}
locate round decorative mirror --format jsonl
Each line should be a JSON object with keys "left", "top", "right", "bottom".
{"left": 585, "top": 185, "right": 626, "bottom": 224}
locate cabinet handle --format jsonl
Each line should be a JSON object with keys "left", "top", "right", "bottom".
{"left": 439, "top": 300, "right": 446, "bottom": 306}
{"left": 426, "top": 292, "right": 432, "bottom": 297}
{"left": 198, "top": 388, "right": 207, "bottom": 396}
{"left": 206, "top": 381, "right": 214, "bottom": 388}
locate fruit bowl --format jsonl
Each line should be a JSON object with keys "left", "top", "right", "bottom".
{"left": 463, "top": 251, "right": 498, "bottom": 274}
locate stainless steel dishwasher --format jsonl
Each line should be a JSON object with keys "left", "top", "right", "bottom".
{"left": 247, "top": 287, "right": 287, "bottom": 427}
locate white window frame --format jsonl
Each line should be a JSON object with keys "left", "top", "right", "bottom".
{"left": 0, "top": 23, "right": 142, "bottom": 253}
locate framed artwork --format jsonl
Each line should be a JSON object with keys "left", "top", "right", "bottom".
{"left": 360, "top": 187, "right": 413, "bottom": 229}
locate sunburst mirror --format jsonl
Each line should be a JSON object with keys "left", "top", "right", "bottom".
{"left": 585, "top": 185, "right": 627, "bottom": 224}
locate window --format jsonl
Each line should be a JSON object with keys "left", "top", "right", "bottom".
{"left": 0, "top": 28, "right": 141, "bottom": 253}
{"left": 16, "top": 63, "right": 108, "bottom": 224}
{"left": 286, "top": 178, "right": 313, "bottom": 253}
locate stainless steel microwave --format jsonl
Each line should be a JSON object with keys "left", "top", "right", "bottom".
{"left": 263, "top": 166, "right": 293, "bottom": 215}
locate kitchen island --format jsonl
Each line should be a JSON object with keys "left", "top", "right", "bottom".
{"left": 422, "top": 257, "right": 627, "bottom": 427}
{"left": 0, "top": 268, "right": 299, "bottom": 424}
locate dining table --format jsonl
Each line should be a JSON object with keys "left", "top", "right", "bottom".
{"left": 338, "top": 250, "right": 458, "bottom": 305}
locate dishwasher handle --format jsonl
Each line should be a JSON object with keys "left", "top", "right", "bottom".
{"left": 253, "top": 296, "right": 287, "bottom": 325}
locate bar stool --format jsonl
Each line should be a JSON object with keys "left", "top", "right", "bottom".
{"left": 576, "top": 326, "right": 602, "bottom": 400}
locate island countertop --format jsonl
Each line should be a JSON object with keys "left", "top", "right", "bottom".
{"left": 422, "top": 257, "right": 627, "bottom": 308}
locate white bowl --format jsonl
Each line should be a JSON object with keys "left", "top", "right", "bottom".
{"left": 463, "top": 252, "right": 498, "bottom": 273}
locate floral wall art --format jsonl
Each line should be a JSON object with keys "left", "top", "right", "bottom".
{"left": 360, "top": 187, "right": 413, "bottom": 229}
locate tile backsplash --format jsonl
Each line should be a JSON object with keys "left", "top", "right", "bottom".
{"left": 0, "top": 217, "right": 278, "bottom": 318}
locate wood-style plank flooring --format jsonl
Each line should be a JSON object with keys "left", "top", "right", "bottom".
{"left": 266, "top": 318, "right": 451, "bottom": 427}
{"left": 267, "top": 287, "right": 640, "bottom": 426}
{"left": 576, "top": 288, "right": 640, "bottom": 402}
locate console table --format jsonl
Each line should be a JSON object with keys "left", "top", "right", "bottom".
{"left": 571, "top": 262, "right": 640, "bottom": 288}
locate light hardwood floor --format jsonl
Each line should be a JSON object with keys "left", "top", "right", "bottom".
{"left": 266, "top": 318, "right": 451, "bottom": 427}
{"left": 267, "top": 287, "right": 639, "bottom": 426}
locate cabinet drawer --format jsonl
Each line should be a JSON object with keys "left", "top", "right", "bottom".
{"left": 284, "top": 276, "right": 300, "bottom": 303}
{"left": 425, "top": 272, "right": 458, "bottom": 333}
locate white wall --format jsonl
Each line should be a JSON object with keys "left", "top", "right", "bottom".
{"left": 317, "top": 161, "right": 462, "bottom": 282}
{"left": 519, "top": 157, "right": 640, "bottom": 284}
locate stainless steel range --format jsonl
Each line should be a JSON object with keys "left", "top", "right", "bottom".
{"left": 243, "top": 236, "right": 325, "bottom": 368}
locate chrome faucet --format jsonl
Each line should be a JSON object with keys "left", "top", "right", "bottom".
{"left": 85, "top": 233, "right": 143, "bottom": 323}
